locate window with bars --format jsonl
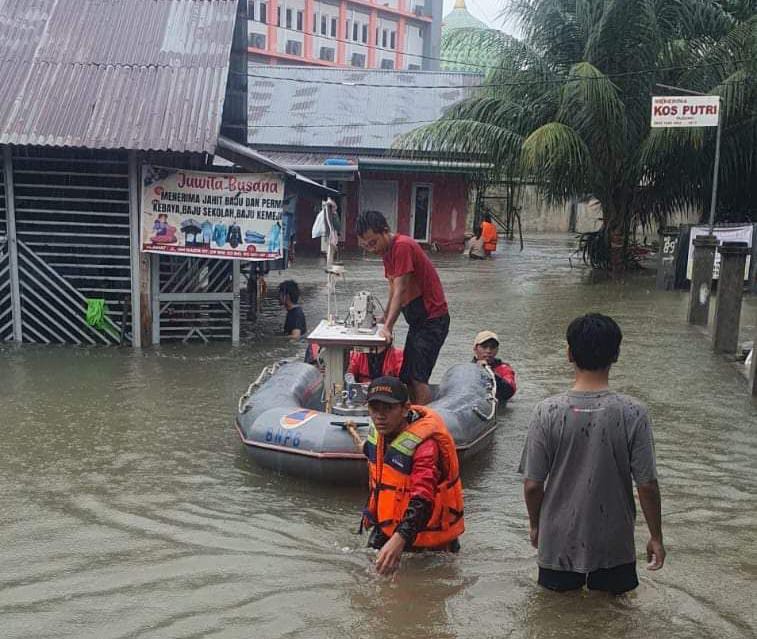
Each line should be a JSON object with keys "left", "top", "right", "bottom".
{"left": 285, "top": 40, "right": 302, "bottom": 55}
{"left": 351, "top": 52, "right": 366, "bottom": 67}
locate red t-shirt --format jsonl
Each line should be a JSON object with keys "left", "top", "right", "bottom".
{"left": 383, "top": 234, "right": 448, "bottom": 320}
{"left": 347, "top": 347, "right": 404, "bottom": 382}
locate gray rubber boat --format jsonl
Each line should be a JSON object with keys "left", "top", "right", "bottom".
{"left": 235, "top": 362, "right": 498, "bottom": 484}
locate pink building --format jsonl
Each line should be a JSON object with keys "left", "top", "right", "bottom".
{"left": 246, "top": 0, "right": 443, "bottom": 70}
{"left": 248, "top": 67, "right": 484, "bottom": 252}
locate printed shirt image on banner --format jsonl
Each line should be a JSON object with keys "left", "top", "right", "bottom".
{"left": 141, "top": 165, "right": 286, "bottom": 261}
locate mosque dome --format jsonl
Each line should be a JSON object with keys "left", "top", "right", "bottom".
{"left": 440, "top": 0, "right": 493, "bottom": 71}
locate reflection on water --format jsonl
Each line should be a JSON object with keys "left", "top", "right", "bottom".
{"left": 1, "top": 236, "right": 755, "bottom": 638}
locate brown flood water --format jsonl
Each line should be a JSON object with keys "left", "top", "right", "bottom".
{"left": 1, "top": 235, "right": 755, "bottom": 638}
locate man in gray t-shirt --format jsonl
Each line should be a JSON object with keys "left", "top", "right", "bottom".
{"left": 519, "top": 314, "right": 665, "bottom": 594}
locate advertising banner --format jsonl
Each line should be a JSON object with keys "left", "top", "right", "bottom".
{"left": 687, "top": 225, "right": 754, "bottom": 280}
{"left": 141, "top": 166, "right": 286, "bottom": 260}
{"left": 651, "top": 96, "right": 720, "bottom": 128}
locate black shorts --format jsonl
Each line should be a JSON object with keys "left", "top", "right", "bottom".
{"left": 538, "top": 562, "right": 639, "bottom": 595}
{"left": 399, "top": 300, "right": 449, "bottom": 385}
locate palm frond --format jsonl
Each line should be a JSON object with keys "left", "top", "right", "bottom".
{"left": 521, "top": 122, "right": 592, "bottom": 200}
{"left": 394, "top": 119, "right": 523, "bottom": 170}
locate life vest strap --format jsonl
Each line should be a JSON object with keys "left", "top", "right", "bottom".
{"left": 421, "top": 507, "right": 464, "bottom": 532}
{"left": 448, "top": 507, "right": 464, "bottom": 523}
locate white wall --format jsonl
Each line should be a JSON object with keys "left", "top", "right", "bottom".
{"left": 474, "top": 185, "right": 700, "bottom": 236}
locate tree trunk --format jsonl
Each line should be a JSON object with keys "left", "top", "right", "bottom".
{"left": 603, "top": 199, "right": 629, "bottom": 274}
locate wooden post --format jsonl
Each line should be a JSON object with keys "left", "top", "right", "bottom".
{"left": 232, "top": 260, "right": 240, "bottom": 344}
{"left": 2, "top": 146, "right": 22, "bottom": 342}
{"left": 151, "top": 253, "right": 161, "bottom": 345}
{"left": 128, "top": 151, "right": 142, "bottom": 347}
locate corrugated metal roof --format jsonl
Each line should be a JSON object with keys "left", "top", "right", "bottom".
{"left": 0, "top": 0, "right": 238, "bottom": 152}
{"left": 247, "top": 66, "right": 482, "bottom": 151}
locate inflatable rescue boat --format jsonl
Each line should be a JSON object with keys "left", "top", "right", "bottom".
{"left": 236, "top": 357, "right": 498, "bottom": 483}
{"left": 235, "top": 203, "right": 498, "bottom": 483}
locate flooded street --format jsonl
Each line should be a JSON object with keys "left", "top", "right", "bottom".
{"left": 1, "top": 235, "right": 755, "bottom": 639}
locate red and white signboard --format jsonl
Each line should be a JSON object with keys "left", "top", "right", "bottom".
{"left": 140, "top": 166, "right": 285, "bottom": 261}
{"left": 651, "top": 96, "right": 720, "bottom": 128}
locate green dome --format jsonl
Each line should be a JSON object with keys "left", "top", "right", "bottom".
{"left": 443, "top": 0, "right": 488, "bottom": 30}
{"left": 441, "top": 0, "right": 493, "bottom": 71}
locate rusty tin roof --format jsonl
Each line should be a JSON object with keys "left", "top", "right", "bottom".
{"left": 0, "top": 0, "right": 238, "bottom": 152}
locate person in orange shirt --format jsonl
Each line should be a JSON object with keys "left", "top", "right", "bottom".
{"left": 481, "top": 213, "right": 498, "bottom": 255}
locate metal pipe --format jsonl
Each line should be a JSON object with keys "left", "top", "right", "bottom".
{"left": 128, "top": 151, "right": 142, "bottom": 346}
{"left": 708, "top": 103, "right": 722, "bottom": 234}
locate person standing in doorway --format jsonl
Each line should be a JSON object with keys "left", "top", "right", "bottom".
{"left": 481, "top": 213, "right": 498, "bottom": 255}
{"left": 355, "top": 210, "right": 450, "bottom": 405}
{"left": 519, "top": 313, "right": 665, "bottom": 594}
{"left": 278, "top": 280, "right": 306, "bottom": 339}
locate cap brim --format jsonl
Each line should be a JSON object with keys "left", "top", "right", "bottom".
{"left": 367, "top": 394, "right": 404, "bottom": 404}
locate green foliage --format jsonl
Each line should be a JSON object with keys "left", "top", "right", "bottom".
{"left": 397, "top": 0, "right": 757, "bottom": 265}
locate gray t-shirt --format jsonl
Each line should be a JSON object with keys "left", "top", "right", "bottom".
{"left": 519, "top": 390, "right": 657, "bottom": 573}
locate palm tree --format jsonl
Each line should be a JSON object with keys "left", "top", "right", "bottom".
{"left": 399, "top": 0, "right": 753, "bottom": 269}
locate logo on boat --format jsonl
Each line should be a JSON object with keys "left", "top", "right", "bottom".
{"left": 280, "top": 409, "right": 319, "bottom": 429}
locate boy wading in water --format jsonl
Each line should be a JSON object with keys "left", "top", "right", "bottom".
{"left": 519, "top": 313, "right": 665, "bottom": 594}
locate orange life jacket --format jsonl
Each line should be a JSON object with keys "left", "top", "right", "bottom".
{"left": 481, "top": 221, "right": 498, "bottom": 252}
{"left": 363, "top": 406, "right": 464, "bottom": 548}
{"left": 348, "top": 348, "right": 404, "bottom": 383}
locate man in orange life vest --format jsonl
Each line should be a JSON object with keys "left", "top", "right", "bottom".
{"left": 348, "top": 376, "right": 464, "bottom": 575}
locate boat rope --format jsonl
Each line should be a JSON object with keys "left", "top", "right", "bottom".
{"left": 238, "top": 361, "right": 283, "bottom": 414}
{"left": 473, "top": 364, "right": 499, "bottom": 421}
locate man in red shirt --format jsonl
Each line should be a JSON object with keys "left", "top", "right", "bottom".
{"left": 472, "top": 331, "right": 517, "bottom": 404}
{"left": 355, "top": 210, "right": 450, "bottom": 404}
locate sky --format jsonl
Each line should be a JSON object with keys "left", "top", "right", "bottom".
{"left": 442, "top": 0, "right": 512, "bottom": 32}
